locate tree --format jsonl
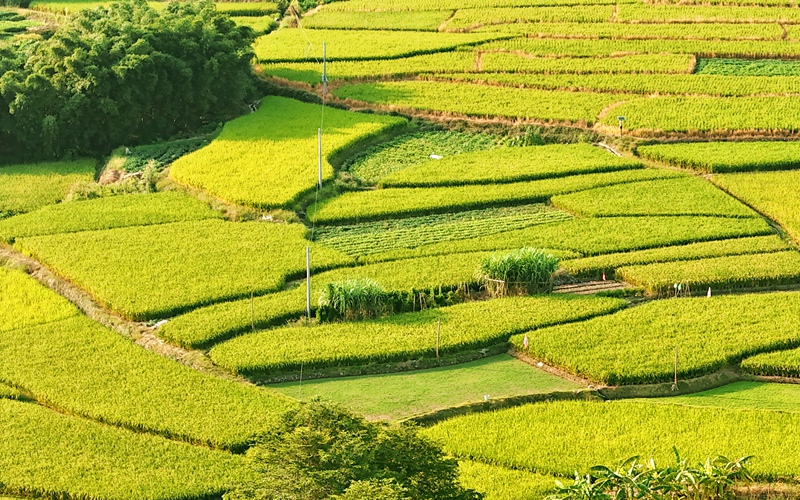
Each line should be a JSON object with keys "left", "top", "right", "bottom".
{"left": 225, "top": 401, "right": 482, "bottom": 500}
{"left": 0, "top": 0, "right": 257, "bottom": 159}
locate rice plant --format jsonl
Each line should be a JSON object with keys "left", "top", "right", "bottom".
{"left": 476, "top": 248, "right": 559, "bottom": 296}
{"left": 317, "top": 278, "right": 390, "bottom": 321}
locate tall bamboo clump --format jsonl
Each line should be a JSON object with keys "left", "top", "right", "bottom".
{"left": 476, "top": 248, "right": 559, "bottom": 297}
{"left": 317, "top": 278, "right": 390, "bottom": 322}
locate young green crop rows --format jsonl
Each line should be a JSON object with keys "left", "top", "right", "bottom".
{"left": 0, "top": 191, "right": 221, "bottom": 242}
{"left": 15, "top": 219, "right": 351, "bottom": 320}
{"left": 209, "top": 295, "right": 626, "bottom": 376}
{"left": 657, "top": 381, "right": 800, "bottom": 413}
{"left": 309, "top": 169, "right": 677, "bottom": 224}
{"left": 551, "top": 177, "right": 757, "bottom": 218}
{"left": 0, "top": 267, "right": 295, "bottom": 451}
{"left": 639, "top": 141, "right": 800, "bottom": 173}
{"left": 0, "top": 159, "right": 95, "bottom": 216}
{"left": 314, "top": 205, "right": 574, "bottom": 257}
{"left": 617, "top": 251, "right": 800, "bottom": 295}
{"left": 378, "top": 144, "right": 643, "bottom": 188}
{"left": 333, "top": 81, "right": 621, "bottom": 124}
{"left": 254, "top": 29, "right": 503, "bottom": 62}
{"left": 713, "top": 170, "right": 800, "bottom": 243}
{"left": 170, "top": 96, "right": 406, "bottom": 209}
{"left": 363, "top": 216, "right": 772, "bottom": 262}
{"left": 512, "top": 292, "right": 800, "bottom": 384}
{"left": 344, "top": 130, "right": 504, "bottom": 184}
{"left": 696, "top": 58, "right": 800, "bottom": 76}
{"left": 0, "top": 398, "right": 251, "bottom": 499}
{"left": 562, "top": 235, "right": 788, "bottom": 278}
{"left": 424, "top": 399, "right": 800, "bottom": 480}
{"left": 158, "top": 251, "right": 500, "bottom": 348}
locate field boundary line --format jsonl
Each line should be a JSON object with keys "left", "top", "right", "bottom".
{"left": 0, "top": 245, "right": 247, "bottom": 384}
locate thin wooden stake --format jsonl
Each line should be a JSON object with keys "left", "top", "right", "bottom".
{"left": 436, "top": 318, "right": 441, "bottom": 359}
{"left": 250, "top": 291, "right": 255, "bottom": 332}
{"left": 306, "top": 246, "right": 311, "bottom": 319}
{"left": 673, "top": 347, "right": 679, "bottom": 390}
{"left": 317, "top": 128, "right": 323, "bottom": 188}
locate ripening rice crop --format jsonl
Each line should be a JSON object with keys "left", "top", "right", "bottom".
{"left": 0, "top": 398, "right": 252, "bottom": 499}
{"left": 323, "top": 0, "right": 624, "bottom": 11}
{"left": 639, "top": 141, "right": 800, "bottom": 173}
{"left": 334, "top": 81, "right": 622, "bottom": 124}
{"left": 0, "top": 268, "right": 296, "bottom": 451}
{"left": 378, "top": 144, "right": 643, "bottom": 188}
{"left": 158, "top": 251, "right": 499, "bottom": 348}
{"left": 308, "top": 169, "right": 678, "bottom": 224}
{"left": 488, "top": 22, "right": 783, "bottom": 40}
{"left": 314, "top": 205, "right": 574, "bottom": 257}
{"left": 423, "top": 399, "right": 800, "bottom": 480}
{"left": 0, "top": 159, "right": 95, "bottom": 216}
{"left": 458, "top": 461, "right": 559, "bottom": 500}
{"left": 601, "top": 96, "right": 800, "bottom": 133}
{"left": 617, "top": 3, "right": 800, "bottom": 23}
{"left": 616, "top": 251, "right": 800, "bottom": 295}
{"left": 170, "top": 96, "right": 406, "bottom": 209}
{"left": 209, "top": 295, "right": 627, "bottom": 376}
{"left": 302, "top": 10, "right": 453, "bottom": 31}
{"left": 214, "top": 1, "right": 278, "bottom": 16}
{"left": 742, "top": 348, "right": 800, "bottom": 378}
{"left": 0, "top": 266, "right": 78, "bottom": 332}
{"left": 713, "top": 170, "right": 800, "bottom": 243}
{"left": 15, "top": 219, "right": 352, "bottom": 320}
{"left": 562, "top": 235, "right": 788, "bottom": 278}
{"left": 550, "top": 177, "right": 757, "bottom": 218}
{"left": 442, "top": 6, "right": 614, "bottom": 30}
{"left": 511, "top": 291, "right": 800, "bottom": 384}
{"left": 0, "top": 191, "right": 221, "bottom": 242}
{"left": 253, "top": 29, "right": 502, "bottom": 62}
{"left": 363, "top": 216, "right": 773, "bottom": 262}
{"left": 478, "top": 53, "right": 696, "bottom": 75}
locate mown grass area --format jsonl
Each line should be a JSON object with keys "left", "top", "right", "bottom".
{"left": 562, "top": 235, "right": 788, "bottom": 278}
{"left": 511, "top": 292, "right": 800, "bottom": 385}
{"left": 314, "top": 205, "right": 575, "bottom": 257}
{"left": 158, "top": 251, "right": 508, "bottom": 348}
{"left": 713, "top": 170, "right": 800, "bottom": 243}
{"left": 333, "top": 81, "right": 622, "bottom": 124}
{"left": 343, "top": 130, "right": 504, "bottom": 184}
{"left": 601, "top": 96, "right": 800, "bottom": 134}
{"left": 551, "top": 177, "right": 757, "bottom": 218}
{"left": 15, "top": 219, "right": 351, "bottom": 320}
{"left": 0, "top": 159, "right": 95, "bottom": 216}
{"left": 0, "top": 267, "right": 296, "bottom": 450}
{"left": 0, "top": 266, "right": 78, "bottom": 333}
{"left": 0, "top": 398, "right": 252, "bottom": 499}
{"left": 459, "top": 460, "right": 559, "bottom": 500}
{"left": 378, "top": 144, "right": 643, "bottom": 188}
{"left": 309, "top": 169, "right": 678, "bottom": 224}
{"left": 655, "top": 381, "right": 800, "bottom": 413}
{"left": 423, "top": 399, "right": 800, "bottom": 480}
{"left": 742, "top": 348, "right": 800, "bottom": 378}
{"left": 269, "top": 354, "right": 580, "bottom": 420}
{"left": 724, "top": 42, "right": 800, "bottom": 67}
{"left": 170, "top": 96, "right": 406, "bottom": 209}
{"left": 0, "top": 191, "right": 221, "bottom": 242}
{"left": 254, "top": 29, "right": 502, "bottom": 62}
{"left": 303, "top": 10, "right": 453, "bottom": 31}
{"left": 639, "top": 141, "right": 800, "bottom": 173}
{"left": 363, "top": 216, "right": 773, "bottom": 262}
{"left": 617, "top": 251, "right": 800, "bottom": 295}
{"left": 209, "top": 295, "right": 626, "bottom": 377}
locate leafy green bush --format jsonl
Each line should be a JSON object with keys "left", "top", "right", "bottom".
{"left": 318, "top": 278, "right": 390, "bottom": 322}
{"left": 476, "top": 248, "right": 559, "bottom": 296}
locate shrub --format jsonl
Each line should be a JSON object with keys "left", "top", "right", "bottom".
{"left": 318, "top": 278, "right": 390, "bottom": 322}
{"left": 476, "top": 248, "right": 559, "bottom": 296}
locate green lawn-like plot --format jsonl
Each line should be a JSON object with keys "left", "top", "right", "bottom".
{"left": 511, "top": 292, "right": 800, "bottom": 385}
{"left": 653, "top": 381, "right": 800, "bottom": 413}
{"left": 270, "top": 354, "right": 580, "bottom": 420}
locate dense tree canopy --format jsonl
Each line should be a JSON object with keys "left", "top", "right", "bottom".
{"left": 0, "top": 0, "right": 256, "bottom": 159}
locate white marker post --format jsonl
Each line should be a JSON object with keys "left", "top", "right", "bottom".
{"left": 306, "top": 246, "right": 311, "bottom": 319}
{"left": 318, "top": 128, "right": 323, "bottom": 188}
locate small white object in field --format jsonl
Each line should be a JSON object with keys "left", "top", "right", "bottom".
{"left": 537, "top": 362, "right": 544, "bottom": 368}
{"left": 430, "top": 154, "right": 443, "bottom": 160}
{"left": 483, "top": 395, "right": 490, "bottom": 401}
{"left": 153, "top": 319, "right": 168, "bottom": 328}
{"left": 707, "top": 287, "right": 712, "bottom": 298}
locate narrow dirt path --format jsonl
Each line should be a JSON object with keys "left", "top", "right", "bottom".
{"left": 0, "top": 245, "right": 250, "bottom": 385}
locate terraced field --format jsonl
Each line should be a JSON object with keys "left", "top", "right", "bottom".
{"left": 7, "top": 0, "right": 800, "bottom": 498}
